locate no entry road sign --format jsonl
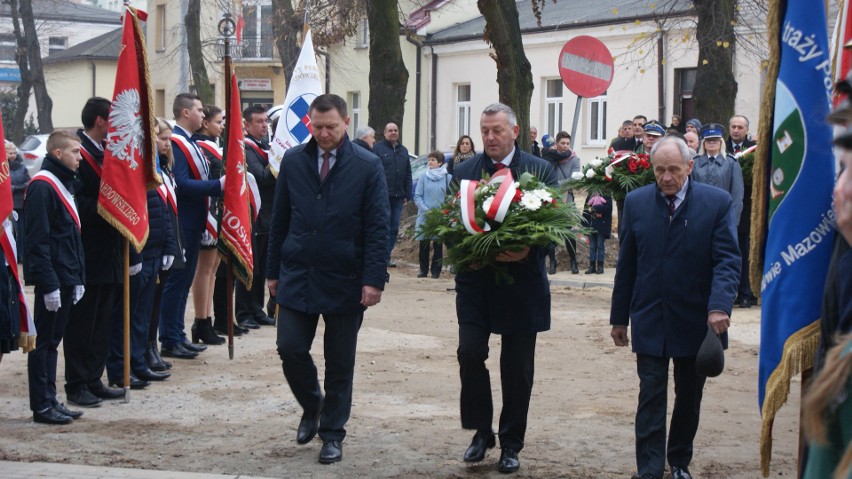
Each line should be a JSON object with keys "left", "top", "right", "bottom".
{"left": 558, "top": 36, "right": 614, "bottom": 98}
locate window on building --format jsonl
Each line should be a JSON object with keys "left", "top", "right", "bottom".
{"left": 587, "top": 93, "right": 607, "bottom": 145}
{"left": 155, "top": 88, "right": 165, "bottom": 118}
{"left": 241, "top": 2, "right": 273, "bottom": 59}
{"left": 48, "top": 37, "right": 67, "bottom": 56}
{"left": 357, "top": 18, "right": 369, "bottom": 49}
{"left": 155, "top": 4, "right": 166, "bottom": 52}
{"left": 544, "top": 79, "right": 563, "bottom": 136}
{"left": 0, "top": 33, "right": 15, "bottom": 63}
{"left": 456, "top": 84, "right": 471, "bottom": 139}
{"left": 675, "top": 68, "right": 697, "bottom": 121}
{"left": 349, "top": 92, "right": 361, "bottom": 135}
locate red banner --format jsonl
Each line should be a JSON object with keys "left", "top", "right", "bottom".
{"left": 0, "top": 111, "right": 11, "bottom": 221}
{"left": 219, "top": 73, "right": 254, "bottom": 288}
{"left": 97, "top": 7, "right": 159, "bottom": 253}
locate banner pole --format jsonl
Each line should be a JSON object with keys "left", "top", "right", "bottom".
{"left": 227, "top": 255, "right": 234, "bottom": 360}
{"left": 123, "top": 238, "right": 131, "bottom": 402}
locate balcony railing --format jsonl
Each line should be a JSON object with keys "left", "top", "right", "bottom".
{"left": 218, "top": 35, "right": 275, "bottom": 61}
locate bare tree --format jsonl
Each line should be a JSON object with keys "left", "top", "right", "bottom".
{"left": 366, "top": 0, "right": 408, "bottom": 134}
{"left": 478, "top": 0, "right": 533, "bottom": 152}
{"left": 693, "top": 0, "right": 737, "bottom": 124}
{"left": 185, "top": 0, "right": 214, "bottom": 104}
{"left": 4, "top": 0, "right": 32, "bottom": 143}
{"left": 18, "top": 0, "right": 51, "bottom": 133}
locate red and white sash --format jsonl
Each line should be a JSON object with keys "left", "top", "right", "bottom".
{"left": 459, "top": 169, "right": 516, "bottom": 235}
{"left": 246, "top": 172, "right": 261, "bottom": 221}
{"left": 156, "top": 172, "right": 178, "bottom": 214}
{"left": 79, "top": 147, "right": 102, "bottom": 177}
{"left": 171, "top": 134, "right": 209, "bottom": 181}
{"left": 1, "top": 218, "right": 34, "bottom": 351}
{"left": 197, "top": 139, "right": 223, "bottom": 161}
{"left": 29, "top": 171, "right": 81, "bottom": 230}
{"left": 245, "top": 137, "right": 269, "bottom": 161}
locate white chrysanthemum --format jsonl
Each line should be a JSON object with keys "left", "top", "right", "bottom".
{"left": 585, "top": 169, "right": 596, "bottom": 179}
{"left": 589, "top": 158, "right": 603, "bottom": 167}
{"left": 520, "top": 194, "right": 541, "bottom": 211}
{"left": 571, "top": 171, "right": 584, "bottom": 180}
{"left": 531, "top": 188, "right": 552, "bottom": 202}
{"left": 482, "top": 196, "right": 494, "bottom": 213}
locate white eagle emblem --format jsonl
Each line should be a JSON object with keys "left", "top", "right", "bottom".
{"left": 106, "top": 89, "right": 143, "bottom": 170}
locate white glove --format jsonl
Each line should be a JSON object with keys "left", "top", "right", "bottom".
{"left": 73, "top": 285, "right": 85, "bottom": 304}
{"left": 219, "top": 175, "right": 226, "bottom": 191}
{"left": 44, "top": 289, "right": 61, "bottom": 312}
{"left": 129, "top": 263, "right": 142, "bottom": 276}
{"left": 182, "top": 248, "right": 187, "bottom": 262}
{"left": 162, "top": 255, "right": 175, "bottom": 271}
{"left": 201, "top": 230, "right": 217, "bottom": 246}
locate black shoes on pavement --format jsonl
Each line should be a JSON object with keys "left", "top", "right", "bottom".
{"left": 319, "top": 440, "right": 342, "bottom": 464}
{"left": 463, "top": 430, "right": 496, "bottom": 462}
{"left": 109, "top": 374, "right": 150, "bottom": 390}
{"left": 66, "top": 388, "right": 103, "bottom": 408}
{"left": 497, "top": 448, "right": 520, "bottom": 473}
{"left": 33, "top": 407, "right": 73, "bottom": 425}
{"left": 53, "top": 402, "right": 83, "bottom": 419}
{"left": 297, "top": 408, "right": 321, "bottom": 444}
{"left": 88, "top": 381, "right": 125, "bottom": 400}
{"left": 161, "top": 343, "right": 199, "bottom": 359}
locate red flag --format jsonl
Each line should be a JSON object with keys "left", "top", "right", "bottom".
{"left": 98, "top": 7, "right": 160, "bottom": 253}
{"left": 218, "top": 72, "right": 254, "bottom": 288}
{"left": 236, "top": 15, "right": 246, "bottom": 45}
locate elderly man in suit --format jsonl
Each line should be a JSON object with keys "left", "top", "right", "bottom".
{"left": 453, "top": 103, "right": 557, "bottom": 474}
{"left": 266, "top": 94, "right": 389, "bottom": 465}
{"left": 610, "top": 136, "right": 740, "bottom": 479}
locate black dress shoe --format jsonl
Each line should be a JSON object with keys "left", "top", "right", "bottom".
{"left": 161, "top": 343, "right": 199, "bottom": 359}
{"left": 66, "top": 388, "right": 103, "bottom": 408}
{"left": 238, "top": 317, "right": 261, "bottom": 329}
{"left": 463, "top": 430, "right": 496, "bottom": 462}
{"left": 739, "top": 297, "right": 752, "bottom": 308}
{"left": 53, "top": 402, "right": 83, "bottom": 419}
{"left": 671, "top": 466, "right": 692, "bottom": 479}
{"left": 214, "top": 323, "right": 247, "bottom": 336}
{"left": 319, "top": 440, "right": 342, "bottom": 464}
{"left": 110, "top": 374, "right": 150, "bottom": 390}
{"left": 134, "top": 368, "right": 171, "bottom": 381}
{"left": 631, "top": 475, "right": 658, "bottom": 479}
{"left": 254, "top": 315, "right": 275, "bottom": 326}
{"left": 417, "top": 272, "right": 427, "bottom": 278}
{"left": 88, "top": 381, "right": 125, "bottom": 400}
{"left": 33, "top": 407, "right": 72, "bottom": 425}
{"left": 181, "top": 340, "right": 207, "bottom": 352}
{"left": 497, "top": 448, "right": 520, "bottom": 473}
{"left": 296, "top": 409, "right": 320, "bottom": 444}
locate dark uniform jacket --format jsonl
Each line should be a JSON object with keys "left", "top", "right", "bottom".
{"left": 244, "top": 135, "right": 275, "bottom": 233}
{"left": 726, "top": 137, "right": 756, "bottom": 154}
{"left": 266, "top": 135, "right": 389, "bottom": 315}
{"left": 23, "top": 154, "right": 85, "bottom": 292}
{"left": 171, "top": 125, "right": 222, "bottom": 232}
{"left": 610, "top": 180, "right": 741, "bottom": 358}
{"left": 142, "top": 188, "right": 178, "bottom": 260}
{"left": 452, "top": 147, "right": 557, "bottom": 334}
{"left": 373, "top": 139, "right": 412, "bottom": 199}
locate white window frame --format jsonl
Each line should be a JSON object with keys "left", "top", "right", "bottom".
{"left": 587, "top": 94, "right": 608, "bottom": 146}
{"left": 48, "top": 36, "right": 67, "bottom": 56}
{"left": 0, "top": 33, "right": 15, "bottom": 63}
{"left": 357, "top": 18, "right": 369, "bottom": 49}
{"left": 456, "top": 83, "right": 471, "bottom": 138}
{"left": 349, "top": 91, "right": 361, "bottom": 135}
{"left": 544, "top": 79, "right": 564, "bottom": 136}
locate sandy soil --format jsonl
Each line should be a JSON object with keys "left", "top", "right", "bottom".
{"left": 0, "top": 264, "right": 801, "bottom": 478}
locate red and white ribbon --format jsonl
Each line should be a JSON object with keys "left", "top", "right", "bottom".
{"left": 604, "top": 150, "right": 635, "bottom": 181}
{"left": 459, "top": 169, "right": 517, "bottom": 235}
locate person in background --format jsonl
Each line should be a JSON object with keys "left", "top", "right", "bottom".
{"left": 683, "top": 131, "right": 700, "bottom": 156}
{"left": 582, "top": 193, "right": 612, "bottom": 274}
{"left": 540, "top": 134, "right": 555, "bottom": 152}
{"left": 685, "top": 119, "right": 702, "bottom": 136}
{"left": 693, "top": 123, "right": 745, "bottom": 226}
{"left": 631, "top": 115, "right": 647, "bottom": 152}
{"left": 414, "top": 150, "right": 451, "bottom": 279}
{"left": 611, "top": 120, "right": 635, "bottom": 150}
{"left": 7, "top": 140, "right": 28, "bottom": 260}
{"left": 373, "top": 122, "right": 411, "bottom": 268}
{"left": 353, "top": 126, "right": 376, "bottom": 152}
{"left": 542, "top": 131, "right": 580, "bottom": 274}
{"left": 726, "top": 115, "right": 756, "bottom": 155}
{"left": 190, "top": 105, "right": 227, "bottom": 345}
{"left": 529, "top": 126, "right": 541, "bottom": 157}
{"left": 669, "top": 115, "right": 685, "bottom": 134}
{"left": 24, "top": 130, "right": 87, "bottom": 425}
{"left": 448, "top": 135, "right": 476, "bottom": 175}
{"left": 637, "top": 122, "right": 665, "bottom": 155}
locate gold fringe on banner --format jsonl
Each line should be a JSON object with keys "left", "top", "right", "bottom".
{"left": 760, "top": 320, "right": 821, "bottom": 476}
{"left": 18, "top": 332, "right": 35, "bottom": 353}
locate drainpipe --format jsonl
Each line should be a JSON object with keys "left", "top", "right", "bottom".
{"left": 657, "top": 26, "right": 666, "bottom": 124}
{"left": 430, "top": 45, "right": 437, "bottom": 151}
{"left": 404, "top": 33, "right": 422, "bottom": 155}
{"left": 91, "top": 60, "right": 96, "bottom": 97}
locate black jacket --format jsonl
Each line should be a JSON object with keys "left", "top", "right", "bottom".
{"left": 23, "top": 154, "right": 85, "bottom": 291}
{"left": 373, "top": 139, "right": 412, "bottom": 199}
{"left": 244, "top": 135, "right": 275, "bottom": 233}
{"left": 726, "top": 137, "right": 756, "bottom": 154}
{"left": 352, "top": 138, "right": 372, "bottom": 152}
{"left": 142, "top": 188, "right": 178, "bottom": 260}
{"left": 10, "top": 154, "right": 29, "bottom": 210}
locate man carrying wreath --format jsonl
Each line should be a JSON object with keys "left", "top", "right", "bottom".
{"left": 452, "top": 103, "right": 557, "bottom": 474}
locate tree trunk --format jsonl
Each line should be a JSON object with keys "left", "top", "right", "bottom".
{"left": 7, "top": 0, "right": 31, "bottom": 143}
{"left": 185, "top": 0, "right": 213, "bottom": 105}
{"left": 478, "top": 0, "right": 533, "bottom": 153}
{"left": 18, "top": 0, "right": 51, "bottom": 133}
{"left": 693, "top": 0, "right": 737, "bottom": 124}
{"left": 367, "top": 0, "right": 409, "bottom": 135}
{"left": 271, "top": 0, "right": 303, "bottom": 83}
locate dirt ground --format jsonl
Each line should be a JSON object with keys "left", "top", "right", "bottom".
{"left": 0, "top": 262, "right": 801, "bottom": 478}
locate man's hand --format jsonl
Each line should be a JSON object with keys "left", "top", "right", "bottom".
{"left": 708, "top": 311, "right": 731, "bottom": 335}
{"left": 496, "top": 247, "right": 530, "bottom": 262}
{"left": 267, "top": 279, "right": 278, "bottom": 297}
{"left": 361, "top": 285, "right": 382, "bottom": 307}
{"left": 611, "top": 326, "right": 629, "bottom": 347}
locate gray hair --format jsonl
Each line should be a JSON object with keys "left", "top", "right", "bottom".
{"left": 650, "top": 136, "right": 691, "bottom": 164}
{"left": 355, "top": 126, "right": 374, "bottom": 140}
{"left": 482, "top": 103, "right": 517, "bottom": 127}
{"left": 729, "top": 114, "right": 750, "bottom": 127}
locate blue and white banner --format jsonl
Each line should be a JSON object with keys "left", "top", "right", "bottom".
{"left": 758, "top": 0, "right": 836, "bottom": 474}
{"left": 269, "top": 29, "right": 322, "bottom": 177}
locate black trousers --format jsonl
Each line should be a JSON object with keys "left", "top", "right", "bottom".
{"left": 235, "top": 232, "right": 268, "bottom": 321}
{"left": 457, "top": 321, "right": 537, "bottom": 452}
{"left": 63, "top": 283, "right": 120, "bottom": 394}
{"left": 635, "top": 354, "right": 706, "bottom": 478}
{"left": 28, "top": 287, "right": 73, "bottom": 412}
{"left": 212, "top": 263, "right": 230, "bottom": 330}
{"left": 418, "top": 240, "right": 443, "bottom": 276}
{"left": 737, "top": 230, "right": 755, "bottom": 301}
{"left": 148, "top": 269, "right": 170, "bottom": 343}
{"left": 276, "top": 306, "right": 363, "bottom": 442}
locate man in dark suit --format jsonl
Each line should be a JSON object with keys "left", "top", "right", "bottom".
{"left": 453, "top": 103, "right": 556, "bottom": 474}
{"left": 725, "top": 115, "right": 757, "bottom": 309}
{"left": 529, "top": 126, "right": 541, "bottom": 157}
{"left": 266, "top": 94, "right": 389, "bottom": 465}
{"left": 610, "top": 136, "right": 740, "bottom": 479}
{"left": 725, "top": 115, "right": 756, "bottom": 154}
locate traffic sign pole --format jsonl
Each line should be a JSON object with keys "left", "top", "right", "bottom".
{"left": 558, "top": 36, "right": 614, "bottom": 145}
{"left": 570, "top": 96, "right": 582, "bottom": 146}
